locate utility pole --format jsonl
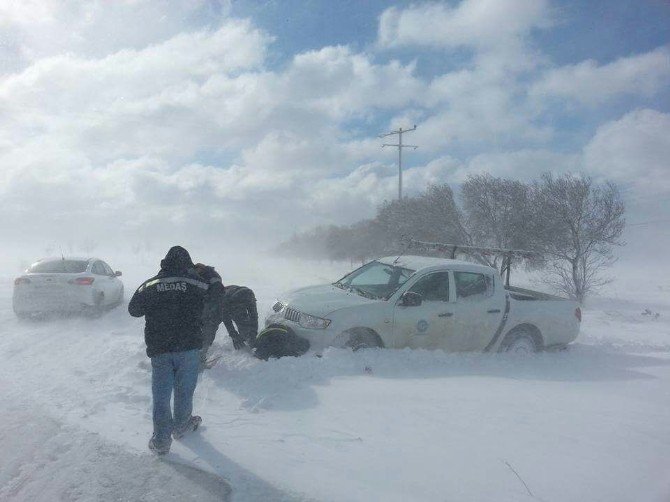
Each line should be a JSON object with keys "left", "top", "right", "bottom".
{"left": 380, "top": 125, "right": 418, "bottom": 199}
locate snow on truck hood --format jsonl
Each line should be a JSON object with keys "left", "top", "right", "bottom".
{"left": 281, "top": 284, "right": 376, "bottom": 318}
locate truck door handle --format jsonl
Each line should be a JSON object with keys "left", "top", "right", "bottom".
{"left": 438, "top": 312, "right": 453, "bottom": 318}
{"left": 487, "top": 309, "right": 501, "bottom": 314}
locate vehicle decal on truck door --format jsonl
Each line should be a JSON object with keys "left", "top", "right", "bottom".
{"left": 417, "top": 320, "right": 429, "bottom": 333}
{"left": 483, "top": 295, "right": 510, "bottom": 352}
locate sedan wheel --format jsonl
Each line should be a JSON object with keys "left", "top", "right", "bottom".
{"left": 84, "top": 293, "right": 105, "bottom": 318}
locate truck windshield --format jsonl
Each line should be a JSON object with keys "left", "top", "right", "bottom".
{"left": 334, "top": 261, "right": 414, "bottom": 300}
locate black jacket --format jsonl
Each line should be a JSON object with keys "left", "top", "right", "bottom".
{"left": 194, "top": 264, "right": 225, "bottom": 329}
{"left": 222, "top": 285, "right": 258, "bottom": 340}
{"left": 128, "top": 246, "right": 208, "bottom": 357}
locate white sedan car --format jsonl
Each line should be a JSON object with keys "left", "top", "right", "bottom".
{"left": 13, "top": 257, "right": 124, "bottom": 318}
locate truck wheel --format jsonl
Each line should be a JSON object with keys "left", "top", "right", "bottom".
{"left": 344, "top": 329, "right": 382, "bottom": 351}
{"left": 503, "top": 333, "right": 537, "bottom": 354}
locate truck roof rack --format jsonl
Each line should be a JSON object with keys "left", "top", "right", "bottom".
{"left": 402, "top": 238, "right": 539, "bottom": 287}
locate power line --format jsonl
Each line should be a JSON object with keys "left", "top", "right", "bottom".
{"left": 627, "top": 218, "right": 670, "bottom": 227}
{"left": 380, "top": 125, "right": 418, "bottom": 199}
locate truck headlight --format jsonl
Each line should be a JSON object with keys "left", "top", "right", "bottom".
{"left": 298, "top": 312, "right": 331, "bottom": 330}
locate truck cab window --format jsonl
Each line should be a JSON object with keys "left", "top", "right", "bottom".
{"left": 409, "top": 272, "right": 450, "bottom": 302}
{"left": 454, "top": 272, "right": 493, "bottom": 301}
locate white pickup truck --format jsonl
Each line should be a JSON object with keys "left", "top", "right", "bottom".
{"left": 265, "top": 255, "right": 581, "bottom": 354}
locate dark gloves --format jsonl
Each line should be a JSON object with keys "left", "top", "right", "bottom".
{"left": 230, "top": 332, "right": 246, "bottom": 350}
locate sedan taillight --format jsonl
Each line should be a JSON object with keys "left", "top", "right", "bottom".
{"left": 70, "top": 277, "right": 95, "bottom": 286}
{"left": 575, "top": 307, "right": 582, "bottom": 322}
{"left": 14, "top": 277, "right": 31, "bottom": 285}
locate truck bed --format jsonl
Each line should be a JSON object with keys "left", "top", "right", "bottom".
{"left": 505, "top": 286, "right": 568, "bottom": 301}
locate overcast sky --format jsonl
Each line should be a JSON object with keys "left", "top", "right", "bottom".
{"left": 0, "top": 0, "right": 668, "bottom": 254}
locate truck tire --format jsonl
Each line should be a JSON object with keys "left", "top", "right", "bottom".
{"left": 501, "top": 330, "right": 538, "bottom": 354}
{"left": 344, "top": 329, "right": 383, "bottom": 351}
{"left": 254, "top": 324, "right": 310, "bottom": 360}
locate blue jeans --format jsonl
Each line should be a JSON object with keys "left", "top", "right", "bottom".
{"left": 150, "top": 349, "right": 200, "bottom": 445}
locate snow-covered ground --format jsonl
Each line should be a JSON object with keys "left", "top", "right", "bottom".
{"left": 1, "top": 253, "right": 669, "bottom": 501}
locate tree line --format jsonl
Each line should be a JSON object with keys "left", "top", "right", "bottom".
{"left": 278, "top": 173, "right": 625, "bottom": 302}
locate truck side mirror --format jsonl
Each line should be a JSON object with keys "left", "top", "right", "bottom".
{"left": 115, "top": 271, "right": 122, "bottom": 277}
{"left": 400, "top": 291, "right": 422, "bottom": 307}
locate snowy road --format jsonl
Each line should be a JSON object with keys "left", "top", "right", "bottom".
{"left": 1, "top": 255, "right": 669, "bottom": 501}
{"left": 0, "top": 388, "right": 232, "bottom": 501}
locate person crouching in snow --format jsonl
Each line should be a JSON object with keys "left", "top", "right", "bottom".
{"left": 128, "top": 246, "right": 208, "bottom": 455}
{"left": 221, "top": 285, "right": 259, "bottom": 350}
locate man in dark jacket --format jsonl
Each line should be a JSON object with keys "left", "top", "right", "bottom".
{"left": 193, "top": 263, "right": 225, "bottom": 363}
{"left": 221, "top": 285, "right": 258, "bottom": 350}
{"left": 128, "top": 246, "right": 208, "bottom": 455}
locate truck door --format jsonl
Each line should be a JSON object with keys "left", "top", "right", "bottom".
{"left": 393, "top": 272, "right": 456, "bottom": 350}
{"left": 451, "top": 271, "right": 505, "bottom": 351}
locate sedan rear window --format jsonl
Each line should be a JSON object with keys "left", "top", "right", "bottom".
{"left": 28, "top": 260, "right": 89, "bottom": 273}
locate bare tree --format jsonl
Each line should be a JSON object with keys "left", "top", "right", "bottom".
{"left": 277, "top": 184, "right": 466, "bottom": 262}
{"left": 461, "top": 174, "right": 539, "bottom": 271}
{"left": 346, "top": 220, "right": 386, "bottom": 263}
{"left": 375, "top": 196, "right": 426, "bottom": 252}
{"left": 534, "top": 173, "right": 625, "bottom": 303}
{"left": 276, "top": 175, "right": 624, "bottom": 303}
{"left": 420, "top": 184, "right": 470, "bottom": 244}
{"left": 375, "top": 184, "right": 467, "bottom": 254}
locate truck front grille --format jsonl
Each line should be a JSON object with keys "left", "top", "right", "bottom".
{"left": 284, "top": 307, "right": 301, "bottom": 323}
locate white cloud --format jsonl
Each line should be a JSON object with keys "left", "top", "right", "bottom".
{"left": 306, "top": 157, "right": 460, "bottom": 222}
{"left": 394, "top": 64, "right": 552, "bottom": 152}
{"left": 0, "top": 0, "right": 231, "bottom": 72}
{"left": 0, "top": 1, "right": 667, "bottom": 249}
{"left": 280, "top": 46, "right": 425, "bottom": 120}
{"left": 531, "top": 46, "right": 670, "bottom": 105}
{"left": 451, "top": 149, "right": 576, "bottom": 182}
{"left": 377, "top": 0, "right": 551, "bottom": 50}
{"left": 0, "top": 0, "right": 59, "bottom": 25}
{"left": 0, "top": 11, "right": 431, "bottom": 245}
{"left": 0, "top": 20, "right": 272, "bottom": 163}
{"left": 374, "top": 1, "right": 555, "bottom": 151}
{"left": 583, "top": 109, "right": 670, "bottom": 195}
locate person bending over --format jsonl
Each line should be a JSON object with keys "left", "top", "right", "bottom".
{"left": 222, "top": 285, "right": 258, "bottom": 350}
{"left": 193, "top": 262, "right": 225, "bottom": 363}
